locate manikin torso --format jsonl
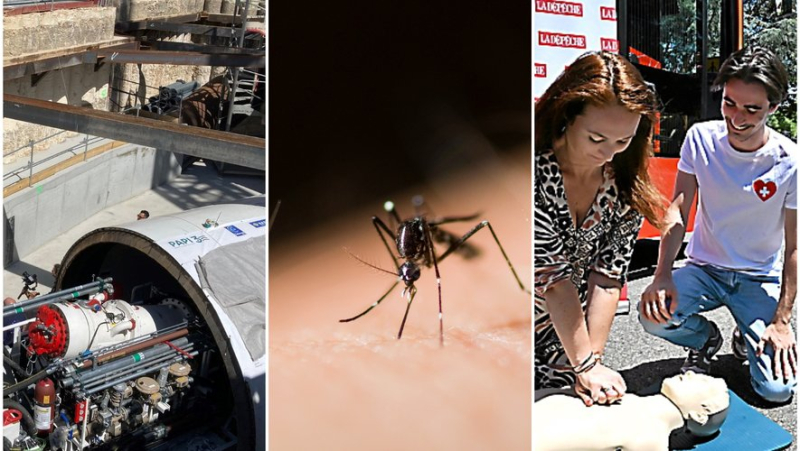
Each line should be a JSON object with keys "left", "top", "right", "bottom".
{"left": 535, "top": 392, "right": 683, "bottom": 451}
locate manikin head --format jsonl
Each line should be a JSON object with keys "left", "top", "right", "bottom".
{"left": 661, "top": 372, "right": 729, "bottom": 436}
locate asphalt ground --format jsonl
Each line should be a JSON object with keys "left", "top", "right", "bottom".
{"left": 604, "top": 243, "right": 797, "bottom": 450}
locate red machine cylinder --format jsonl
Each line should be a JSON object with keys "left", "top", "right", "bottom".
{"left": 34, "top": 378, "right": 56, "bottom": 436}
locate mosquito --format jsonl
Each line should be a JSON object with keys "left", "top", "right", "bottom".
{"left": 340, "top": 196, "right": 529, "bottom": 345}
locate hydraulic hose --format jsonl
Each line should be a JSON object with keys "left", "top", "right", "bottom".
{"left": 3, "top": 354, "right": 26, "bottom": 379}
{"left": 3, "top": 367, "right": 51, "bottom": 396}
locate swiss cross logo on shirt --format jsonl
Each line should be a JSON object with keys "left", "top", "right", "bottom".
{"left": 754, "top": 179, "right": 778, "bottom": 201}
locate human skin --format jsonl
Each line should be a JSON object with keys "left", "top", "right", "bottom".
{"left": 640, "top": 79, "right": 797, "bottom": 380}
{"left": 269, "top": 151, "right": 531, "bottom": 451}
{"left": 542, "top": 102, "right": 641, "bottom": 405}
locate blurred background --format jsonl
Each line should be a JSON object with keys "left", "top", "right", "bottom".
{"left": 269, "top": 1, "right": 532, "bottom": 450}
{"left": 269, "top": 1, "right": 530, "bottom": 237}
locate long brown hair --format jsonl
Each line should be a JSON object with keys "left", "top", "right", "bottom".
{"left": 535, "top": 51, "right": 665, "bottom": 229}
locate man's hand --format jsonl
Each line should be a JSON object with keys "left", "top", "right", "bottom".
{"left": 639, "top": 274, "right": 678, "bottom": 324}
{"left": 757, "top": 322, "right": 798, "bottom": 384}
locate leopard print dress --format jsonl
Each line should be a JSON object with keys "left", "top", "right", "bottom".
{"left": 534, "top": 149, "right": 643, "bottom": 389}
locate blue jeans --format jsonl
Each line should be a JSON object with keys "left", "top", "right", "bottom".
{"left": 639, "top": 263, "right": 796, "bottom": 403}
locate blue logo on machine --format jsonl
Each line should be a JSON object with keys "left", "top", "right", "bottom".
{"left": 225, "top": 225, "right": 246, "bottom": 237}
{"left": 249, "top": 219, "right": 266, "bottom": 228}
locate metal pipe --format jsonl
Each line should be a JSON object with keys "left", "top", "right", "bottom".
{"left": 76, "top": 338, "right": 192, "bottom": 384}
{"left": 28, "top": 140, "right": 34, "bottom": 187}
{"left": 79, "top": 349, "right": 194, "bottom": 391}
{"left": 84, "top": 352, "right": 198, "bottom": 395}
{"left": 76, "top": 340, "right": 193, "bottom": 385}
{"left": 3, "top": 278, "right": 112, "bottom": 316}
{"left": 225, "top": 0, "right": 251, "bottom": 131}
{"left": 78, "top": 348, "right": 197, "bottom": 393}
{"left": 83, "top": 326, "right": 189, "bottom": 367}
{"left": 225, "top": 69, "right": 240, "bottom": 132}
{"left": 2, "top": 317, "right": 35, "bottom": 331}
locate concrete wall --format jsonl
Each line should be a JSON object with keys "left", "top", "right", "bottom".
{"left": 112, "top": 0, "right": 204, "bottom": 22}
{"left": 4, "top": 7, "right": 116, "bottom": 58}
{"left": 4, "top": 145, "right": 182, "bottom": 262}
{"left": 4, "top": 64, "right": 112, "bottom": 164}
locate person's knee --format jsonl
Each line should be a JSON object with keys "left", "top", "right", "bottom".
{"left": 638, "top": 309, "right": 669, "bottom": 337}
{"left": 752, "top": 377, "right": 795, "bottom": 403}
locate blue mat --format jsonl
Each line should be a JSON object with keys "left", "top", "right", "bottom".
{"left": 665, "top": 390, "right": 792, "bottom": 451}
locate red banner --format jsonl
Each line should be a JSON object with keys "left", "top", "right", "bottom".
{"left": 534, "top": 63, "right": 547, "bottom": 78}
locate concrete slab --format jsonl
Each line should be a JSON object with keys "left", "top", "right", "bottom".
{"left": 3, "top": 8, "right": 116, "bottom": 58}
{"left": 3, "top": 161, "right": 264, "bottom": 297}
{"left": 112, "top": 0, "right": 204, "bottom": 22}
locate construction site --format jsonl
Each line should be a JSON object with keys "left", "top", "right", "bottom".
{"left": 3, "top": 1, "right": 266, "bottom": 450}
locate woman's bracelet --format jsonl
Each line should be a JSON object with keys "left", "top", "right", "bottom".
{"left": 573, "top": 351, "right": 602, "bottom": 374}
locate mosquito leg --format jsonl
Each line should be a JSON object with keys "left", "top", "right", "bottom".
{"left": 372, "top": 216, "right": 399, "bottom": 271}
{"left": 397, "top": 285, "right": 417, "bottom": 339}
{"left": 438, "top": 221, "right": 530, "bottom": 294}
{"left": 340, "top": 280, "right": 400, "bottom": 323}
{"left": 428, "top": 212, "right": 481, "bottom": 226}
{"left": 268, "top": 199, "right": 281, "bottom": 230}
{"left": 423, "top": 220, "right": 445, "bottom": 346}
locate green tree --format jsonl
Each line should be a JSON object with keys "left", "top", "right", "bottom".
{"left": 659, "top": 0, "right": 796, "bottom": 139}
{"left": 743, "top": 0, "right": 797, "bottom": 139}
{"left": 659, "top": 0, "right": 721, "bottom": 74}
{"left": 660, "top": 0, "right": 698, "bottom": 74}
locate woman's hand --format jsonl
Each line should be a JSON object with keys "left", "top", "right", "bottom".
{"left": 575, "top": 364, "right": 626, "bottom": 406}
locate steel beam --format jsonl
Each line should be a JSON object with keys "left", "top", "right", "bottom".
{"left": 4, "top": 41, "right": 139, "bottom": 80}
{"left": 204, "top": 13, "right": 244, "bottom": 24}
{"left": 5, "top": 54, "right": 90, "bottom": 80}
{"left": 4, "top": 95, "right": 265, "bottom": 170}
{"left": 145, "top": 40, "right": 263, "bottom": 55}
{"left": 93, "top": 50, "right": 264, "bottom": 67}
{"left": 144, "top": 21, "right": 237, "bottom": 38}
{"left": 115, "top": 13, "right": 201, "bottom": 32}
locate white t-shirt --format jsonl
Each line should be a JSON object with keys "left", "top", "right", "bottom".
{"left": 678, "top": 121, "right": 797, "bottom": 276}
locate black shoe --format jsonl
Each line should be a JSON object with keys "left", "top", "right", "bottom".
{"left": 681, "top": 321, "right": 723, "bottom": 374}
{"left": 732, "top": 327, "right": 748, "bottom": 361}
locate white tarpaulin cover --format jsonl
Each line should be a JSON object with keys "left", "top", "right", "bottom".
{"left": 196, "top": 235, "right": 265, "bottom": 361}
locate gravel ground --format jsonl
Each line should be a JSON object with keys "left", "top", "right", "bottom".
{"left": 604, "top": 248, "right": 797, "bottom": 451}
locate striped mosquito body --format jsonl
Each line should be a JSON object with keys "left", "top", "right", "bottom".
{"left": 339, "top": 197, "right": 529, "bottom": 345}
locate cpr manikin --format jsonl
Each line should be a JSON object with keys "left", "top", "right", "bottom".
{"left": 535, "top": 372, "right": 730, "bottom": 451}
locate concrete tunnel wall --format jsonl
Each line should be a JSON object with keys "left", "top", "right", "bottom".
{"left": 3, "top": 145, "right": 182, "bottom": 264}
